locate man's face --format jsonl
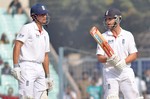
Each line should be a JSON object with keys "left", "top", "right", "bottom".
{"left": 104, "top": 17, "right": 116, "bottom": 29}
{"left": 83, "top": 73, "right": 88, "bottom": 80}
{"left": 37, "top": 14, "right": 48, "bottom": 25}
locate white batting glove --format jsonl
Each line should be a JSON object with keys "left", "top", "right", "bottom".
{"left": 46, "top": 74, "right": 54, "bottom": 91}
{"left": 137, "top": 96, "right": 144, "bottom": 99}
{"left": 107, "top": 54, "right": 120, "bottom": 66}
{"left": 107, "top": 94, "right": 119, "bottom": 99}
{"left": 115, "top": 59, "right": 126, "bottom": 70}
{"left": 11, "top": 64, "right": 21, "bottom": 81}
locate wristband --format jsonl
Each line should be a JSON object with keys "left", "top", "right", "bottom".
{"left": 46, "top": 73, "right": 50, "bottom": 78}
{"left": 14, "top": 64, "right": 19, "bottom": 68}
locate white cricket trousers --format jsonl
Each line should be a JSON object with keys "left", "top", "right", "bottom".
{"left": 103, "top": 67, "right": 139, "bottom": 99}
{"left": 18, "top": 61, "right": 47, "bottom": 99}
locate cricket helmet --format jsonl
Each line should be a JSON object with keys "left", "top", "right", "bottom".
{"left": 104, "top": 8, "right": 122, "bottom": 18}
{"left": 103, "top": 8, "right": 122, "bottom": 30}
{"left": 30, "top": 3, "right": 48, "bottom": 16}
{"left": 30, "top": 3, "right": 50, "bottom": 25}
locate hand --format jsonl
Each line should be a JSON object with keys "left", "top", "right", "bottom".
{"left": 107, "top": 54, "right": 120, "bottom": 66}
{"left": 107, "top": 94, "right": 119, "bottom": 99}
{"left": 114, "top": 59, "right": 126, "bottom": 70}
{"left": 11, "top": 65, "right": 21, "bottom": 81}
{"left": 46, "top": 77, "right": 54, "bottom": 91}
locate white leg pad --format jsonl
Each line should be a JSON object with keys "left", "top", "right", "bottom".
{"left": 25, "top": 97, "right": 34, "bottom": 99}
{"left": 19, "top": 95, "right": 34, "bottom": 99}
{"left": 40, "top": 91, "right": 48, "bottom": 99}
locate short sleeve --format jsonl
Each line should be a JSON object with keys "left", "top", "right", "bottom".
{"left": 96, "top": 44, "right": 105, "bottom": 55}
{"left": 16, "top": 25, "right": 29, "bottom": 43}
{"left": 128, "top": 33, "right": 138, "bottom": 54}
{"left": 45, "top": 33, "right": 50, "bottom": 52}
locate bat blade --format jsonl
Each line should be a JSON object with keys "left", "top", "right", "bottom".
{"left": 90, "top": 26, "right": 114, "bottom": 57}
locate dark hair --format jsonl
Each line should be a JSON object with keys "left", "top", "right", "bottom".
{"left": 82, "top": 71, "right": 88, "bottom": 75}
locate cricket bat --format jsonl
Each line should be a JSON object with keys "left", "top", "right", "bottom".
{"left": 90, "top": 26, "right": 114, "bottom": 57}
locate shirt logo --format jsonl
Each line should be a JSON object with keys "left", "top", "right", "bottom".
{"left": 42, "top": 6, "right": 46, "bottom": 10}
{"left": 105, "top": 10, "right": 109, "bottom": 16}
{"left": 26, "top": 81, "right": 29, "bottom": 86}
{"left": 18, "top": 34, "right": 24, "bottom": 38}
{"left": 36, "top": 34, "right": 39, "bottom": 38}
{"left": 122, "top": 39, "right": 125, "bottom": 45}
{"left": 108, "top": 40, "right": 114, "bottom": 44}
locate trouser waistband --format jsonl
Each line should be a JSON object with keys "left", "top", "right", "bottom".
{"left": 19, "top": 60, "right": 42, "bottom": 64}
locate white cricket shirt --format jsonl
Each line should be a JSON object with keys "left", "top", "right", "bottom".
{"left": 96, "top": 28, "right": 138, "bottom": 67}
{"left": 16, "top": 21, "right": 50, "bottom": 63}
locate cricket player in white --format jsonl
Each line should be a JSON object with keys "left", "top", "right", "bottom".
{"left": 11, "top": 3, "right": 53, "bottom": 99}
{"left": 96, "top": 8, "right": 142, "bottom": 99}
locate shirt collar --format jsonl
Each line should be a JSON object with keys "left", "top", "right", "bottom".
{"left": 107, "top": 28, "right": 123, "bottom": 37}
{"left": 32, "top": 21, "right": 44, "bottom": 32}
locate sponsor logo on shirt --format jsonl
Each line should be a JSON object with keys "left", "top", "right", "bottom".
{"left": 108, "top": 40, "right": 114, "bottom": 44}
{"left": 36, "top": 34, "right": 40, "bottom": 38}
{"left": 18, "top": 34, "right": 24, "bottom": 38}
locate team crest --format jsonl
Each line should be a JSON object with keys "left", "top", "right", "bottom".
{"left": 36, "top": 34, "right": 39, "bottom": 38}
{"left": 122, "top": 39, "right": 125, "bottom": 44}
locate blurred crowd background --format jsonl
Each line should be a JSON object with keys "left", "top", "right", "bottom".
{"left": 0, "top": 0, "right": 150, "bottom": 99}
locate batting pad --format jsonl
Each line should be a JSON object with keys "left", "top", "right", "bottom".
{"left": 40, "top": 91, "right": 48, "bottom": 99}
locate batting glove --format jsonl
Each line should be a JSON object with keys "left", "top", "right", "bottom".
{"left": 115, "top": 59, "right": 126, "bottom": 70}
{"left": 107, "top": 54, "right": 120, "bottom": 66}
{"left": 107, "top": 94, "right": 119, "bottom": 99}
{"left": 46, "top": 74, "right": 54, "bottom": 91}
{"left": 137, "top": 96, "right": 144, "bottom": 99}
{"left": 11, "top": 64, "right": 21, "bottom": 81}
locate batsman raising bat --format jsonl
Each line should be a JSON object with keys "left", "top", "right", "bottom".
{"left": 91, "top": 8, "right": 142, "bottom": 99}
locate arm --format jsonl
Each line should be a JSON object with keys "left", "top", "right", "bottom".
{"left": 126, "top": 33, "right": 138, "bottom": 64}
{"left": 42, "top": 52, "right": 50, "bottom": 77}
{"left": 97, "top": 54, "right": 107, "bottom": 63}
{"left": 70, "top": 92, "right": 77, "bottom": 99}
{"left": 97, "top": 51, "right": 138, "bottom": 70}
{"left": 12, "top": 40, "right": 23, "bottom": 80}
{"left": 96, "top": 44, "right": 120, "bottom": 66}
{"left": 125, "top": 52, "right": 138, "bottom": 64}
{"left": 7, "top": 7, "right": 11, "bottom": 14}
{"left": 114, "top": 52, "right": 138, "bottom": 70}
{"left": 17, "top": 2, "right": 23, "bottom": 14}
{"left": 43, "top": 52, "right": 53, "bottom": 91}
{"left": 7, "top": 1, "right": 13, "bottom": 14}
{"left": 13, "top": 40, "right": 23, "bottom": 65}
